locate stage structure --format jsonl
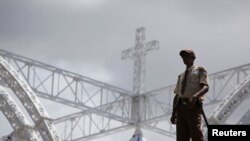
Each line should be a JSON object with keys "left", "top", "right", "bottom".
{"left": 0, "top": 27, "right": 250, "bottom": 141}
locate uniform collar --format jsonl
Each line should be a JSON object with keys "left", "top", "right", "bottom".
{"left": 187, "top": 65, "right": 195, "bottom": 71}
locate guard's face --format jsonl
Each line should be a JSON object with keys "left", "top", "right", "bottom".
{"left": 181, "top": 54, "right": 195, "bottom": 65}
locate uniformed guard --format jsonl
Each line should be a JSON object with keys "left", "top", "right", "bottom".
{"left": 170, "top": 48, "right": 209, "bottom": 141}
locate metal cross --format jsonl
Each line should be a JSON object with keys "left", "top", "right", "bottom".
{"left": 121, "top": 27, "right": 159, "bottom": 94}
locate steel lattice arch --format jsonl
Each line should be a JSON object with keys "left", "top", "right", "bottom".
{"left": 0, "top": 28, "right": 250, "bottom": 141}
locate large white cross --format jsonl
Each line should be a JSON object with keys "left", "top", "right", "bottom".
{"left": 121, "top": 27, "right": 159, "bottom": 94}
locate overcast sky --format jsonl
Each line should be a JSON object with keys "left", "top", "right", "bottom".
{"left": 1, "top": 0, "right": 250, "bottom": 141}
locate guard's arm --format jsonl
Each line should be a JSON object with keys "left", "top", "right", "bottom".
{"left": 170, "top": 94, "right": 178, "bottom": 124}
{"left": 193, "top": 83, "right": 209, "bottom": 99}
{"left": 193, "top": 67, "right": 209, "bottom": 100}
{"left": 171, "top": 76, "right": 180, "bottom": 124}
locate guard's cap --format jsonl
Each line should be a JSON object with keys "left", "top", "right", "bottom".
{"left": 179, "top": 48, "right": 196, "bottom": 58}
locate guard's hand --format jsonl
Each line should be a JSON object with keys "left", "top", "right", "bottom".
{"left": 170, "top": 115, "right": 177, "bottom": 124}
{"left": 189, "top": 95, "right": 197, "bottom": 102}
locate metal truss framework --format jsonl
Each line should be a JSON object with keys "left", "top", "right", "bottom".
{"left": 0, "top": 86, "right": 38, "bottom": 141}
{"left": 202, "top": 75, "right": 250, "bottom": 141}
{"left": 238, "top": 109, "right": 250, "bottom": 124}
{"left": 0, "top": 50, "right": 250, "bottom": 140}
{"left": 209, "top": 76, "right": 250, "bottom": 124}
{"left": 0, "top": 57, "right": 60, "bottom": 141}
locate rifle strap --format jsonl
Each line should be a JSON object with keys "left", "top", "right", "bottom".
{"left": 200, "top": 105, "right": 209, "bottom": 127}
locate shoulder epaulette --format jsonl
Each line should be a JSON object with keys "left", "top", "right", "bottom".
{"left": 198, "top": 66, "right": 207, "bottom": 75}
